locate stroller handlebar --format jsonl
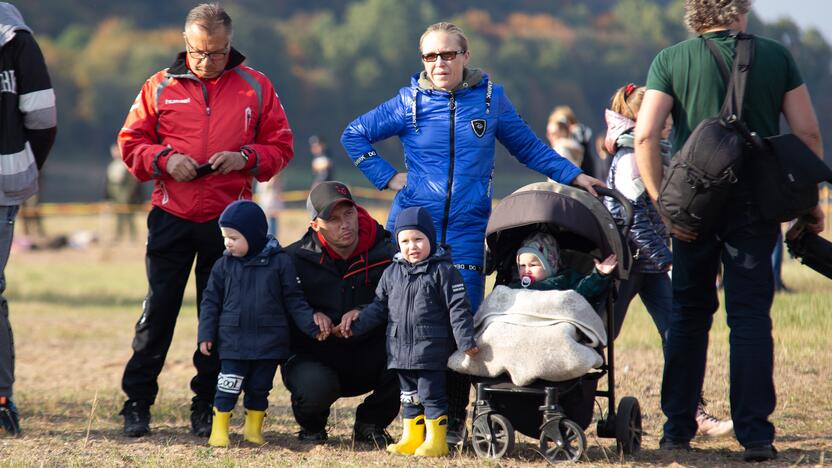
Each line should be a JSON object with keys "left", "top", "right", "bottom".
{"left": 593, "top": 186, "right": 634, "bottom": 239}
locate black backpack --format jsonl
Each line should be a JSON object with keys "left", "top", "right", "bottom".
{"left": 658, "top": 33, "right": 755, "bottom": 235}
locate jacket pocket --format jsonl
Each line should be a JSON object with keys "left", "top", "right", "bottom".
{"left": 412, "top": 325, "right": 452, "bottom": 367}
{"left": 218, "top": 313, "right": 240, "bottom": 353}
{"left": 257, "top": 315, "right": 289, "bottom": 358}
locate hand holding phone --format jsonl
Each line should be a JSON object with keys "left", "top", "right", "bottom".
{"left": 194, "top": 163, "right": 216, "bottom": 179}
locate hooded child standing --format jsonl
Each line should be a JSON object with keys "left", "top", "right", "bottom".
{"left": 338, "top": 206, "right": 479, "bottom": 457}
{"left": 198, "top": 200, "right": 329, "bottom": 447}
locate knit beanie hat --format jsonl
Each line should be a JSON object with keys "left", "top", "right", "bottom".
{"left": 219, "top": 200, "right": 268, "bottom": 257}
{"left": 516, "top": 232, "right": 560, "bottom": 279}
{"left": 394, "top": 206, "right": 436, "bottom": 257}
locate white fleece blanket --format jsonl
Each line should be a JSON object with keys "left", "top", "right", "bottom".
{"left": 448, "top": 286, "right": 607, "bottom": 386}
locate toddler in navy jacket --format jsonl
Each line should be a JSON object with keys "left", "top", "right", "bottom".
{"left": 198, "top": 200, "right": 327, "bottom": 447}
{"left": 338, "top": 206, "right": 479, "bottom": 457}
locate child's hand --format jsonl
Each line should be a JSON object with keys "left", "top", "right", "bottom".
{"left": 595, "top": 254, "right": 618, "bottom": 276}
{"left": 464, "top": 346, "right": 480, "bottom": 357}
{"left": 313, "top": 312, "right": 332, "bottom": 341}
{"left": 199, "top": 341, "right": 212, "bottom": 356}
{"left": 338, "top": 309, "right": 361, "bottom": 338}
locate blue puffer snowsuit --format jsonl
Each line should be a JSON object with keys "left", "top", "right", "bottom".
{"left": 198, "top": 238, "right": 321, "bottom": 360}
{"left": 341, "top": 70, "right": 582, "bottom": 312}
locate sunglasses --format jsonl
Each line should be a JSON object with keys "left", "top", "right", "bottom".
{"left": 421, "top": 50, "right": 466, "bottom": 62}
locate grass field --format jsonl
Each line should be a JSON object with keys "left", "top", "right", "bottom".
{"left": 1, "top": 209, "right": 830, "bottom": 466}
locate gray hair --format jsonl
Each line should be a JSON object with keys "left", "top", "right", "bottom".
{"left": 184, "top": 3, "right": 232, "bottom": 36}
{"left": 419, "top": 22, "right": 468, "bottom": 53}
{"left": 684, "top": 0, "right": 750, "bottom": 33}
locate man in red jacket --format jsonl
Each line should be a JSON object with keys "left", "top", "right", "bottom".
{"left": 116, "top": 3, "right": 293, "bottom": 438}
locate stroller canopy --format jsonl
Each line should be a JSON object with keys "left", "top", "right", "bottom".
{"left": 485, "top": 182, "right": 631, "bottom": 280}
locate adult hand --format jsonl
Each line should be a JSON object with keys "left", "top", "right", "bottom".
{"left": 571, "top": 173, "right": 605, "bottom": 196}
{"left": 464, "top": 346, "right": 480, "bottom": 357}
{"left": 806, "top": 204, "right": 825, "bottom": 234}
{"left": 338, "top": 309, "right": 361, "bottom": 338}
{"left": 387, "top": 172, "right": 408, "bottom": 191}
{"left": 313, "top": 312, "right": 332, "bottom": 341}
{"left": 595, "top": 254, "right": 618, "bottom": 276}
{"left": 166, "top": 153, "right": 199, "bottom": 182}
{"left": 209, "top": 151, "right": 247, "bottom": 175}
{"left": 199, "top": 341, "right": 212, "bottom": 356}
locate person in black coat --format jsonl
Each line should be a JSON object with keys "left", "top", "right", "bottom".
{"left": 339, "top": 206, "right": 479, "bottom": 457}
{"left": 198, "top": 201, "right": 326, "bottom": 447}
{"left": 282, "top": 181, "right": 400, "bottom": 447}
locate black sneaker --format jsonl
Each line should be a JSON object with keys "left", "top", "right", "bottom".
{"left": 353, "top": 422, "right": 393, "bottom": 448}
{"left": 297, "top": 427, "right": 328, "bottom": 443}
{"left": 744, "top": 444, "right": 777, "bottom": 462}
{"left": 0, "top": 397, "right": 21, "bottom": 436}
{"left": 189, "top": 397, "right": 213, "bottom": 437}
{"left": 120, "top": 400, "right": 150, "bottom": 437}
{"left": 659, "top": 437, "right": 691, "bottom": 451}
{"left": 446, "top": 416, "right": 467, "bottom": 447}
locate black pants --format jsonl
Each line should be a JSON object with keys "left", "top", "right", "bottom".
{"left": 281, "top": 338, "right": 399, "bottom": 432}
{"left": 398, "top": 370, "right": 447, "bottom": 420}
{"left": 214, "top": 359, "right": 280, "bottom": 412}
{"left": 121, "top": 207, "right": 224, "bottom": 405}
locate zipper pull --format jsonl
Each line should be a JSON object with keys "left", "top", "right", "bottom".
{"left": 206, "top": 106, "right": 211, "bottom": 116}
{"left": 449, "top": 93, "right": 456, "bottom": 111}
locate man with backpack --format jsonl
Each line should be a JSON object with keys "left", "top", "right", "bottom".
{"left": 633, "top": 0, "right": 823, "bottom": 462}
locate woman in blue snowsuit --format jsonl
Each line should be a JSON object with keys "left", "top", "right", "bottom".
{"left": 341, "top": 22, "right": 604, "bottom": 444}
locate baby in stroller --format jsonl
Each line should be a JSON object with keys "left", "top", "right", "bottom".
{"left": 512, "top": 232, "right": 617, "bottom": 306}
{"left": 448, "top": 182, "right": 641, "bottom": 463}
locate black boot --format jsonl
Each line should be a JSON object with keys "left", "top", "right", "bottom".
{"left": 189, "top": 396, "right": 213, "bottom": 437}
{"left": 120, "top": 400, "right": 150, "bottom": 437}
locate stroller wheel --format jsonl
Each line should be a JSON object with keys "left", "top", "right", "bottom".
{"left": 615, "top": 396, "right": 642, "bottom": 455}
{"left": 539, "top": 418, "right": 586, "bottom": 463}
{"left": 471, "top": 413, "right": 515, "bottom": 459}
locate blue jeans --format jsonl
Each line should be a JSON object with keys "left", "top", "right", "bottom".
{"left": 612, "top": 271, "right": 672, "bottom": 343}
{"left": 398, "top": 369, "right": 447, "bottom": 420}
{"left": 0, "top": 206, "right": 19, "bottom": 398}
{"left": 213, "top": 359, "right": 280, "bottom": 412}
{"left": 662, "top": 214, "right": 778, "bottom": 448}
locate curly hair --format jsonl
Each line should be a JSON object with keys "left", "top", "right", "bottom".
{"left": 684, "top": 0, "right": 750, "bottom": 33}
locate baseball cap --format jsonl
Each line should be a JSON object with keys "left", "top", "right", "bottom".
{"left": 307, "top": 181, "right": 356, "bottom": 220}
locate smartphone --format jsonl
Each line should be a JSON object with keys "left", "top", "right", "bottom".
{"left": 194, "top": 163, "right": 216, "bottom": 179}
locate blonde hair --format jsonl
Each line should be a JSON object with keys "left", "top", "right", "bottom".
{"left": 684, "top": 0, "right": 750, "bottom": 33}
{"left": 609, "top": 84, "right": 646, "bottom": 121}
{"left": 547, "top": 106, "right": 577, "bottom": 127}
{"left": 419, "top": 22, "right": 468, "bottom": 52}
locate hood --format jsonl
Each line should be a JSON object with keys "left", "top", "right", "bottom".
{"left": 0, "top": 3, "right": 31, "bottom": 46}
{"left": 604, "top": 109, "right": 636, "bottom": 155}
{"left": 227, "top": 236, "right": 282, "bottom": 264}
{"left": 414, "top": 67, "right": 484, "bottom": 92}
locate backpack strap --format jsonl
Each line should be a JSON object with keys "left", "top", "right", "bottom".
{"left": 702, "top": 33, "right": 755, "bottom": 121}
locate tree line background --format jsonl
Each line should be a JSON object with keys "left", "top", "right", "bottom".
{"left": 18, "top": 0, "right": 832, "bottom": 200}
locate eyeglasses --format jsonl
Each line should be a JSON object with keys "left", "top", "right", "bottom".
{"left": 421, "top": 50, "right": 466, "bottom": 62}
{"left": 184, "top": 37, "right": 229, "bottom": 62}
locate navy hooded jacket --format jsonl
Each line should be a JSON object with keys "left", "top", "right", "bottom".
{"left": 198, "top": 238, "right": 320, "bottom": 360}
{"left": 350, "top": 246, "right": 477, "bottom": 371}
{"left": 341, "top": 71, "right": 582, "bottom": 312}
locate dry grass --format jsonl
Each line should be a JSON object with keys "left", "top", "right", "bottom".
{"left": 1, "top": 210, "right": 830, "bottom": 466}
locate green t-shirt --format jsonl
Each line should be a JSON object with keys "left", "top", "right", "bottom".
{"left": 646, "top": 30, "right": 803, "bottom": 152}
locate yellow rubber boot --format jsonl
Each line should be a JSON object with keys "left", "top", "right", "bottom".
{"left": 207, "top": 408, "right": 231, "bottom": 447}
{"left": 243, "top": 409, "right": 266, "bottom": 445}
{"left": 414, "top": 415, "right": 449, "bottom": 457}
{"left": 386, "top": 415, "right": 426, "bottom": 455}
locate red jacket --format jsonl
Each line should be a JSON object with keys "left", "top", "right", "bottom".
{"left": 118, "top": 49, "right": 292, "bottom": 222}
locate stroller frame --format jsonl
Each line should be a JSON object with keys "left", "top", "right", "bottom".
{"left": 469, "top": 184, "right": 642, "bottom": 463}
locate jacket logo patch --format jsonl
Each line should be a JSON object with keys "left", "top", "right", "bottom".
{"left": 471, "top": 119, "right": 487, "bottom": 138}
{"left": 164, "top": 97, "right": 191, "bottom": 105}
